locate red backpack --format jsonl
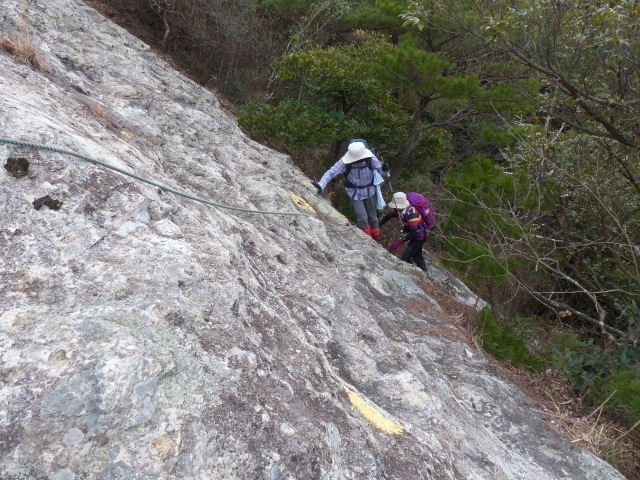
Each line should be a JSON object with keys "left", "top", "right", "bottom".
{"left": 406, "top": 192, "right": 436, "bottom": 230}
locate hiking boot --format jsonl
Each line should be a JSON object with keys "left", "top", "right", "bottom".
{"left": 361, "top": 225, "right": 372, "bottom": 237}
{"left": 370, "top": 227, "right": 381, "bottom": 241}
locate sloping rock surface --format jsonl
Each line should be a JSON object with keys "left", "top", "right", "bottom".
{"left": 0, "top": 1, "right": 624, "bottom": 479}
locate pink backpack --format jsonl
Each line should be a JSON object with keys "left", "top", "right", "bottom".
{"left": 406, "top": 192, "right": 436, "bottom": 230}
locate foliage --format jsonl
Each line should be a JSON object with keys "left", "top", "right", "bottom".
{"left": 618, "top": 300, "right": 640, "bottom": 364}
{"left": 238, "top": 30, "right": 413, "bottom": 172}
{"left": 240, "top": 24, "right": 491, "bottom": 182}
{"left": 552, "top": 334, "right": 612, "bottom": 390}
{"left": 482, "top": 1, "right": 640, "bottom": 147}
{"left": 240, "top": 32, "right": 399, "bottom": 160}
{"left": 441, "top": 156, "right": 534, "bottom": 283}
{"left": 258, "top": 0, "right": 316, "bottom": 12}
{"left": 340, "top": 0, "right": 411, "bottom": 30}
{"left": 428, "top": 1, "right": 640, "bottom": 337}
{"left": 371, "top": 33, "right": 483, "bottom": 178}
{"left": 596, "top": 369, "right": 640, "bottom": 424}
{"left": 506, "top": 128, "right": 640, "bottom": 336}
{"left": 476, "top": 308, "right": 546, "bottom": 370}
{"left": 404, "top": 0, "right": 640, "bottom": 188}
{"left": 373, "top": 34, "right": 479, "bottom": 101}
{"left": 276, "top": 32, "right": 393, "bottom": 111}
{"left": 238, "top": 98, "right": 360, "bottom": 154}
{"left": 394, "top": 127, "right": 452, "bottom": 185}
{"left": 550, "top": 301, "right": 640, "bottom": 424}
{"left": 442, "top": 129, "right": 640, "bottom": 338}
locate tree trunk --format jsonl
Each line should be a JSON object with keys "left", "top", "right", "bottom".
{"left": 390, "top": 96, "right": 431, "bottom": 183}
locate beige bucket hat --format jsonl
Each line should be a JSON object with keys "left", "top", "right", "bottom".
{"left": 340, "top": 141, "right": 375, "bottom": 164}
{"left": 388, "top": 192, "right": 410, "bottom": 210}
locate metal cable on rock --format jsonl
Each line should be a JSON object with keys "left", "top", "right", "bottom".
{"left": 0, "top": 137, "right": 317, "bottom": 218}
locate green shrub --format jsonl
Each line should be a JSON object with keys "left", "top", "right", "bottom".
{"left": 550, "top": 332, "right": 612, "bottom": 390}
{"left": 476, "top": 308, "right": 546, "bottom": 370}
{"left": 595, "top": 369, "right": 640, "bottom": 426}
{"left": 550, "top": 328, "right": 640, "bottom": 425}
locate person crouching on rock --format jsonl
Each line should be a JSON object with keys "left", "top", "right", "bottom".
{"left": 379, "top": 192, "right": 428, "bottom": 271}
{"left": 312, "top": 141, "right": 389, "bottom": 241}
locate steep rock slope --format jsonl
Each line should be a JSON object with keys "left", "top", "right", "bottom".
{"left": 0, "top": 1, "right": 624, "bottom": 479}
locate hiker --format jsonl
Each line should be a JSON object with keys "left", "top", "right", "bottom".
{"left": 379, "top": 191, "right": 433, "bottom": 271}
{"left": 312, "top": 141, "right": 389, "bottom": 240}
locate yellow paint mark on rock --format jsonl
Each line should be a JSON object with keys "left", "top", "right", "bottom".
{"left": 345, "top": 387, "right": 403, "bottom": 435}
{"left": 151, "top": 434, "right": 180, "bottom": 458}
{"left": 120, "top": 130, "right": 133, "bottom": 139}
{"left": 48, "top": 349, "right": 67, "bottom": 361}
{"left": 290, "top": 192, "right": 315, "bottom": 214}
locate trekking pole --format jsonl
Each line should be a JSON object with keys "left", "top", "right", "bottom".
{"left": 386, "top": 173, "right": 395, "bottom": 195}
{"left": 377, "top": 153, "right": 402, "bottom": 228}
{"left": 378, "top": 151, "right": 394, "bottom": 194}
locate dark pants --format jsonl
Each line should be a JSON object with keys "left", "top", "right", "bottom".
{"left": 401, "top": 238, "right": 427, "bottom": 270}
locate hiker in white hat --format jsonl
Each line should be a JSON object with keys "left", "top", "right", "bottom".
{"left": 378, "top": 191, "right": 431, "bottom": 271}
{"left": 312, "top": 139, "right": 389, "bottom": 240}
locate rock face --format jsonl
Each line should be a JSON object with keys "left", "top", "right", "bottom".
{"left": 0, "top": 1, "right": 624, "bottom": 479}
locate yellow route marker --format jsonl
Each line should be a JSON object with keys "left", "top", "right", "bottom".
{"left": 290, "top": 192, "right": 315, "bottom": 214}
{"left": 345, "top": 387, "right": 403, "bottom": 435}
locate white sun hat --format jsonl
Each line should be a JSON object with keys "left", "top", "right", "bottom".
{"left": 340, "top": 141, "right": 375, "bottom": 164}
{"left": 388, "top": 192, "right": 410, "bottom": 210}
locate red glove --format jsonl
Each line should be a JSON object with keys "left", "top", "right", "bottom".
{"left": 389, "top": 239, "right": 404, "bottom": 252}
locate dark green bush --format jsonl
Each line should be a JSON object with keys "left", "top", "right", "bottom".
{"left": 550, "top": 327, "right": 640, "bottom": 426}
{"left": 551, "top": 334, "right": 611, "bottom": 390}
{"left": 476, "top": 308, "right": 546, "bottom": 370}
{"left": 595, "top": 369, "right": 640, "bottom": 425}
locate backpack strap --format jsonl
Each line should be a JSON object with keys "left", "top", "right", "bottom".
{"left": 344, "top": 158, "right": 375, "bottom": 189}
